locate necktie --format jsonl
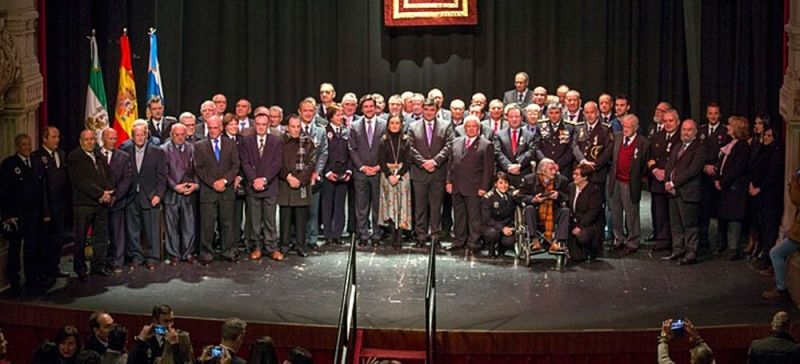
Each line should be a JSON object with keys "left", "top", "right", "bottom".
{"left": 258, "top": 137, "right": 265, "bottom": 157}
{"left": 511, "top": 129, "right": 518, "bottom": 155}
{"left": 493, "top": 121, "right": 499, "bottom": 133}
{"left": 588, "top": 125, "right": 593, "bottom": 134}
{"left": 367, "top": 121, "right": 374, "bottom": 148}
{"left": 155, "top": 121, "right": 161, "bottom": 134}
{"left": 426, "top": 122, "right": 433, "bottom": 146}
{"left": 24, "top": 157, "right": 30, "bottom": 168}
{"left": 518, "top": 92, "right": 524, "bottom": 103}
{"left": 624, "top": 136, "right": 631, "bottom": 147}
{"left": 710, "top": 125, "right": 716, "bottom": 135}
{"left": 465, "top": 138, "right": 472, "bottom": 149}
{"left": 136, "top": 148, "right": 143, "bottom": 172}
{"left": 179, "top": 144, "right": 185, "bottom": 153}
{"left": 50, "top": 150, "right": 60, "bottom": 168}
{"left": 679, "top": 143, "right": 689, "bottom": 158}
{"left": 103, "top": 150, "right": 110, "bottom": 164}
{"left": 213, "top": 139, "right": 220, "bottom": 161}
{"left": 89, "top": 153, "right": 97, "bottom": 170}
{"left": 240, "top": 121, "right": 247, "bottom": 131}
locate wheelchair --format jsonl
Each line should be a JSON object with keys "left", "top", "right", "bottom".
{"left": 514, "top": 204, "right": 569, "bottom": 270}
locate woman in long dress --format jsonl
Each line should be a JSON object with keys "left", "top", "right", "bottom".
{"left": 378, "top": 113, "right": 413, "bottom": 248}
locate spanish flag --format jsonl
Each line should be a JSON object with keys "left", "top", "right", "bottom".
{"left": 112, "top": 31, "right": 138, "bottom": 146}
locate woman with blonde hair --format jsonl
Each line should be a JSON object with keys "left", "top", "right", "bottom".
{"left": 714, "top": 115, "right": 751, "bottom": 261}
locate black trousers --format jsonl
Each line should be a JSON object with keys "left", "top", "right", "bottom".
{"left": 106, "top": 208, "right": 126, "bottom": 268}
{"left": 43, "top": 200, "right": 66, "bottom": 277}
{"left": 321, "top": 180, "right": 348, "bottom": 240}
{"left": 412, "top": 179, "right": 445, "bottom": 242}
{"left": 199, "top": 198, "right": 236, "bottom": 261}
{"left": 482, "top": 227, "right": 515, "bottom": 250}
{"left": 650, "top": 191, "right": 672, "bottom": 245}
{"left": 451, "top": 192, "right": 482, "bottom": 249}
{"left": 280, "top": 205, "right": 309, "bottom": 252}
{"left": 73, "top": 205, "right": 109, "bottom": 275}
{"left": 5, "top": 214, "right": 45, "bottom": 287}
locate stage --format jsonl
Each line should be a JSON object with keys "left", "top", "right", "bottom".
{"left": 0, "top": 242, "right": 791, "bottom": 331}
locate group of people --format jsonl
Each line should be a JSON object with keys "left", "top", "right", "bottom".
{"left": 0, "top": 71, "right": 792, "bottom": 293}
{"left": 1, "top": 304, "right": 313, "bottom": 364}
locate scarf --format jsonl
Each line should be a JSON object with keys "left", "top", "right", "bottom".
{"left": 537, "top": 174, "right": 556, "bottom": 241}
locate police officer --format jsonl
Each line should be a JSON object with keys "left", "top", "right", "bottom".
{"left": 481, "top": 172, "right": 518, "bottom": 257}
{"left": 536, "top": 103, "right": 584, "bottom": 178}
{"left": 646, "top": 109, "right": 682, "bottom": 250}
{"left": 573, "top": 102, "right": 613, "bottom": 191}
{"left": 32, "top": 126, "right": 70, "bottom": 281}
{"left": 1, "top": 134, "right": 50, "bottom": 293}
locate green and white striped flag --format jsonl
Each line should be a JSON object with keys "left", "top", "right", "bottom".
{"left": 85, "top": 31, "right": 109, "bottom": 137}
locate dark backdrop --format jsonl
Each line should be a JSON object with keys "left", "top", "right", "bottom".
{"left": 45, "top": 0, "right": 784, "bottom": 151}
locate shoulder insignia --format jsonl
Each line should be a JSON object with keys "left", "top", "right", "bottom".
{"left": 564, "top": 119, "right": 578, "bottom": 126}
{"left": 511, "top": 189, "right": 520, "bottom": 196}
{"left": 484, "top": 191, "right": 494, "bottom": 198}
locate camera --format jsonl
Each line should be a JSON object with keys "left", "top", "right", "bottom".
{"left": 153, "top": 325, "right": 167, "bottom": 335}
{"left": 670, "top": 319, "right": 685, "bottom": 337}
{"left": 209, "top": 346, "right": 224, "bottom": 358}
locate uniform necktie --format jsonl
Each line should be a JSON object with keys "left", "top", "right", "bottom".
{"left": 511, "top": 129, "right": 518, "bottom": 155}
{"left": 24, "top": 157, "right": 30, "bottom": 168}
{"left": 213, "top": 138, "right": 220, "bottom": 162}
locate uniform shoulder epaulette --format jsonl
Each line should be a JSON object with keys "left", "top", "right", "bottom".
{"left": 601, "top": 121, "right": 611, "bottom": 128}
{"left": 484, "top": 190, "right": 494, "bottom": 198}
{"left": 564, "top": 119, "right": 578, "bottom": 126}
{"left": 537, "top": 119, "right": 549, "bottom": 124}
{"left": 511, "top": 189, "right": 520, "bottom": 196}
{"left": 164, "top": 116, "right": 178, "bottom": 122}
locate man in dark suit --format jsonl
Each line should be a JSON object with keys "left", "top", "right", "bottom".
{"left": 408, "top": 98, "right": 454, "bottom": 246}
{"left": 222, "top": 115, "right": 248, "bottom": 250}
{"left": 321, "top": 104, "right": 352, "bottom": 246}
{"left": 241, "top": 111, "right": 283, "bottom": 261}
{"left": 129, "top": 304, "right": 175, "bottom": 364}
{"left": 428, "top": 88, "right": 452, "bottom": 122}
{"left": 1, "top": 134, "right": 49, "bottom": 293}
{"left": 481, "top": 99, "right": 507, "bottom": 138}
{"left": 446, "top": 116, "right": 495, "bottom": 255}
{"left": 316, "top": 82, "right": 336, "bottom": 123}
{"left": 98, "top": 128, "right": 133, "bottom": 273}
{"left": 568, "top": 164, "right": 604, "bottom": 261}
{"left": 234, "top": 99, "right": 254, "bottom": 135}
{"left": 86, "top": 311, "right": 115, "bottom": 354}
{"left": 68, "top": 130, "right": 113, "bottom": 282}
{"left": 537, "top": 103, "right": 584, "bottom": 178}
{"left": 598, "top": 93, "right": 615, "bottom": 126}
{"left": 663, "top": 119, "right": 705, "bottom": 265}
{"left": 493, "top": 104, "right": 536, "bottom": 187}
{"left": 195, "top": 100, "right": 216, "bottom": 140}
{"left": 502, "top": 72, "right": 533, "bottom": 108}
{"left": 563, "top": 90, "right": 585, "bottom": 123}
{"left": 698, "top": 103, "right": 729, "bottom": 252}
{"left": 195, "top": 115, "right": 241, "bottom": 264}
{"left": 349, "top": 96, "right": 386, "bottom": 246}
{"left": 32, "top": 126, "right": 70, "bottom": 281}
{"left": 162, "top": 123, "right": 199, "bottom": 265}
{"left": 574, "top": 102, "right": 613, "bottom": 192}
{"left": 646, "top": 109, "right": 682, "bottom": 250}
{"left": 518, "top": 158, "right": 571, "bottom": 252}
{"left": 145, "top": 96, "right": 175, "bottom": 144}
{"left": 122, "top": 124, "right": 167, "bottom": 270}
{"left": 609, "top": 114, "right": 650, "bottom": 254}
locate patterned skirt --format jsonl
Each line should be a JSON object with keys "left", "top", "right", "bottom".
{"left": 378, "top": 172, "right": 413, "bottom": 230}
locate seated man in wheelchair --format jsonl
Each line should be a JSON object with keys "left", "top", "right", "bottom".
{"left": 481, "top": 172, "right": 519, "bottom": 257}
{"left": 518, "top": 158, "right": 570, "bottom": 253}
{"left": 567, "top": 164, "right": 604, "bottom": 262}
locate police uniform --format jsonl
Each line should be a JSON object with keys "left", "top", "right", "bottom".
{"left": 573, "top": 120, "right": 614, "bottom": 187}
{"left": 0, "top": 154, "right": 49, "bottom": 292}
{"left": 697, "top": 122, "right": 730, "bottom": 248}
{"left": 31, "top": 147, "right": 69, "bottom": 279}
{"left": 480, "top": 188, "right": 518, "bottom": 254}
{"left": 536, "top": 119, "right": 584, "bottom": 178}
{"left": 647, "top": 129, "right": 681, "bottom": 248}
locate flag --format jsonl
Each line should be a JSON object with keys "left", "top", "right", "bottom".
{"left": 112, "top": 31, "right": 138, "bottom": 146}
{"left": 84, "top": 31, "right": 109, "bottom": 139}
{"left": 147, "top": 29, "right": 163, "bottom": 103}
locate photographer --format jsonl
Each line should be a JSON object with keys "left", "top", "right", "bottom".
{"left": 129, "top": 304, "right": 176, "bottom": 364}
{"left": 762, "top": 167, "right": 800, "bottom": 302}
{"left": 198, "top": 318, "right": 247, "bottom": 364}
{"left": 658, "top": 319, "right": 715, "bottom": 364}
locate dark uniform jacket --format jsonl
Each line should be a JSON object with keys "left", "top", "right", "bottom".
{"left": 536, "top": 120, "right": 584, "bottom": 174}
{"left": 0, "top": 154, "right": 49, "bottom": 224}
{"left": 647, "top": 129, "right": 681, "bottom": 193}
{"left": 481, "top": 187, "right": 518, "bottom": 231}
{"left": 32, "top": 147, "right": 69, "bottom": 204}
{"left": 573, "top": 121, "right": 613, "bottom": 185}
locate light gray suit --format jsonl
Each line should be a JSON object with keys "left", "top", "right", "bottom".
{"left": 301, "top": 120, "right": 328, "bottom": 246}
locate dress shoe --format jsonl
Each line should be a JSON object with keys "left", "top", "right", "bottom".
{"left": 677, "top": 258, "right": 696, "bottom": 266}
{"left": 112, "top": 266, "right": 123, "bottom": 274}
{"left": 645, "top": 233, "right": 656, "bottom": 242}
{"left": 759, "top": 266, "right": 775, "bottom": 277}
{"left": 414, "top": 241, "right": 426, "bottom": 248}
{"left": 661, "top": 253, "right": 684, "bottom": 260}
{"left": 621, "top": 247, "right": 638, "bottom": 256}
{"left": 250, "top": 249, "right": 262, "bottom": 260}
{"left": 446, "top": 245, "right": 465, "bottom": 252}
{"left": 270, "top": 251, "right": 284, "bottom": 261}
{"left": 56, "top": 271, "right": 70, "bottom": 278}
{"left": 530, "top": 240, "right": 545, "bottom": 253}
{"left": 184, "top": 256, "right": 195, "bottom": 264}
{"left": 762, "top": 287, "right": 791, "bottom": 301}
{"left": 586, "top": 255, "right": 597, "bottom": 263}
{"left": 91, "top": 267, "right": 112, "bottom": 276}
{"left": 722, "top": 249, "right": 741, "bottom": 261}
{"left": 146, "top": 263, "right": 157, "bottom": 271}
{"left": 226, "top": 257, "right": 240, "bottom": 264}
{"left": 169, "top": 256, "right": 179, "bottom": 266}
{"left": 77, "top": 274, "right": 90, "bottom": 283}
{"left": 549, "top": 241, "right": 564, "bottom": 253}
{"left": 309, "top": 244, "right": 319, "bottom": 251}
{"left": 358, "top": 240, "right": 368, "bottom": 247}
{"left": 295, "top": 245, "right": 308, "bottom": 257}
{"left": 371, "top": 241, "right": 380, "bottom": 247}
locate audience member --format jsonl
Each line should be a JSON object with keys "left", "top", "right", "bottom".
{"left": 249, "top": 336, "right": 279, "bottom": 364}
{"left": 32, "top": 325, "right": 82, "bottom": 364}
{"left": 130, "top": 304, "right": 175, "bottom": 364}
{"left": 285, "top": 347, "right": 313, "bottom": 364}
{"left": 762, "top": 166, "right": 800, "bottom": 302}
{"left": 747, "top": 311, "right": 800, "bottom": 363}
{"left": 100, "top": 324, "right": 127, "bottom": 364}
{"left": 86, "top": 311, "right": 114, "bottom": 355}
{"left": 657, "top": 318, "right": 715, "bottom": 364}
